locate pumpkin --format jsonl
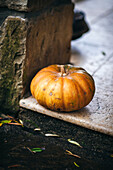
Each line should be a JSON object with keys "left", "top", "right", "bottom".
{"left": 30, "top": 64, "right": 95, "bottom": 112}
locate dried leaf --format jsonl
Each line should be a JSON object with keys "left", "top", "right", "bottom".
{"left": 74, "top": 162, "right": 79, "bottom": 167}
{"left": 45, "top": 133, "right": 59, "bottom": 137}
{"left": 19, "top": 119, "right": 24, "bottom": 126}
{"left": 26, "top": 147, "right": 34, "bottom": 154}
{"left": 0, "top": 115, "right": 24, "bottom": 127}
{"left": 8, "top": 164, "right": 21, "bottom": 168}
{"left": 68, "top": 139, "right": 82, "bottom": 148}
{"left": 7, "top": 115, "right": 14, "bottom": 119}
{"left": 0, "top": 123, "right": 3, "bottom": 127}
{"left": 66, "top": 150, "right": 81, "bottom": 158}
{"left": 34, "top": 128, "right": 41, "bottom": 131}
{"left": 8, "top": 122, "right": 22, "bottom": 126}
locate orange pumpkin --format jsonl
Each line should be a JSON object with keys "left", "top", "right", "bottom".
{"left": 30, "top": 64, "right": 95, "bottom": 112}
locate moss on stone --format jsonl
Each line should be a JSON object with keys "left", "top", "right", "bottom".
{"left": 0, "top": 18, "right": 22, "bottom": 113}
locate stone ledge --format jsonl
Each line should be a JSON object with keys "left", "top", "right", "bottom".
{"left": 19, "top": 96, "right": 113, "bottom": 136}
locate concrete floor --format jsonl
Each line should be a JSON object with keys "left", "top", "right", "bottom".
{"left": 20, "top": 0, "right": 113, "bottom": 136}
{"left": 71, "top": 0, "right": 113, "bottom": 135}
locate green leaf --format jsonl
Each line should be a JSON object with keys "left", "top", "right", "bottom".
{"left": 31, "top": 148, "right": 43, "bottom": 153}
{"left": 68, "top": 139, "right": 82, "bottom": 148}
{"left": 1, "top": 120, "right": 12, "bottom": 124}
{"left": 74, "top": 162, "right": 79, "bottom": 167}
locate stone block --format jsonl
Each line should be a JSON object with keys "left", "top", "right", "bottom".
{"left": 0, "top": 1, "right": 74, "bottom": 113}
{"left": 0, "top": 0, "right": 72, "bottom": 12}
{"left": 0, "top": 16, "right": 27, "bottom": 113}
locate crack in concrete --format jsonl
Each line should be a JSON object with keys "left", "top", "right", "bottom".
{"left": 91, "top": 7, "right": 113, "bottom": 24}
{"left": 79, "top": 41, "right": 112, "bottom": 48}
{"left": 92, "top": 52, "right": 113, "bottom": 76}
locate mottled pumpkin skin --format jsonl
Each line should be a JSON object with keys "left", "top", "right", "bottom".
{"left": 30, "top": 64, "right": 95, "bottom": 112}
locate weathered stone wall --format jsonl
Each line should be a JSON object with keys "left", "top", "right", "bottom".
{"left": 0, "top": 0, "right": 74, "bottom": 113}
{"left": 0, "top": 16, "right": 27, "bottom": 112}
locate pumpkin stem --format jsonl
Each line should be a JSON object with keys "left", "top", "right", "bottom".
{"left": 61, "top": 65, "right": 65, "bottom": 76}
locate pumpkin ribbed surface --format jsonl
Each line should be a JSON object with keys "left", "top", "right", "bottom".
{"left": 30, "top": 64, "right": 95, "bottom": 112}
